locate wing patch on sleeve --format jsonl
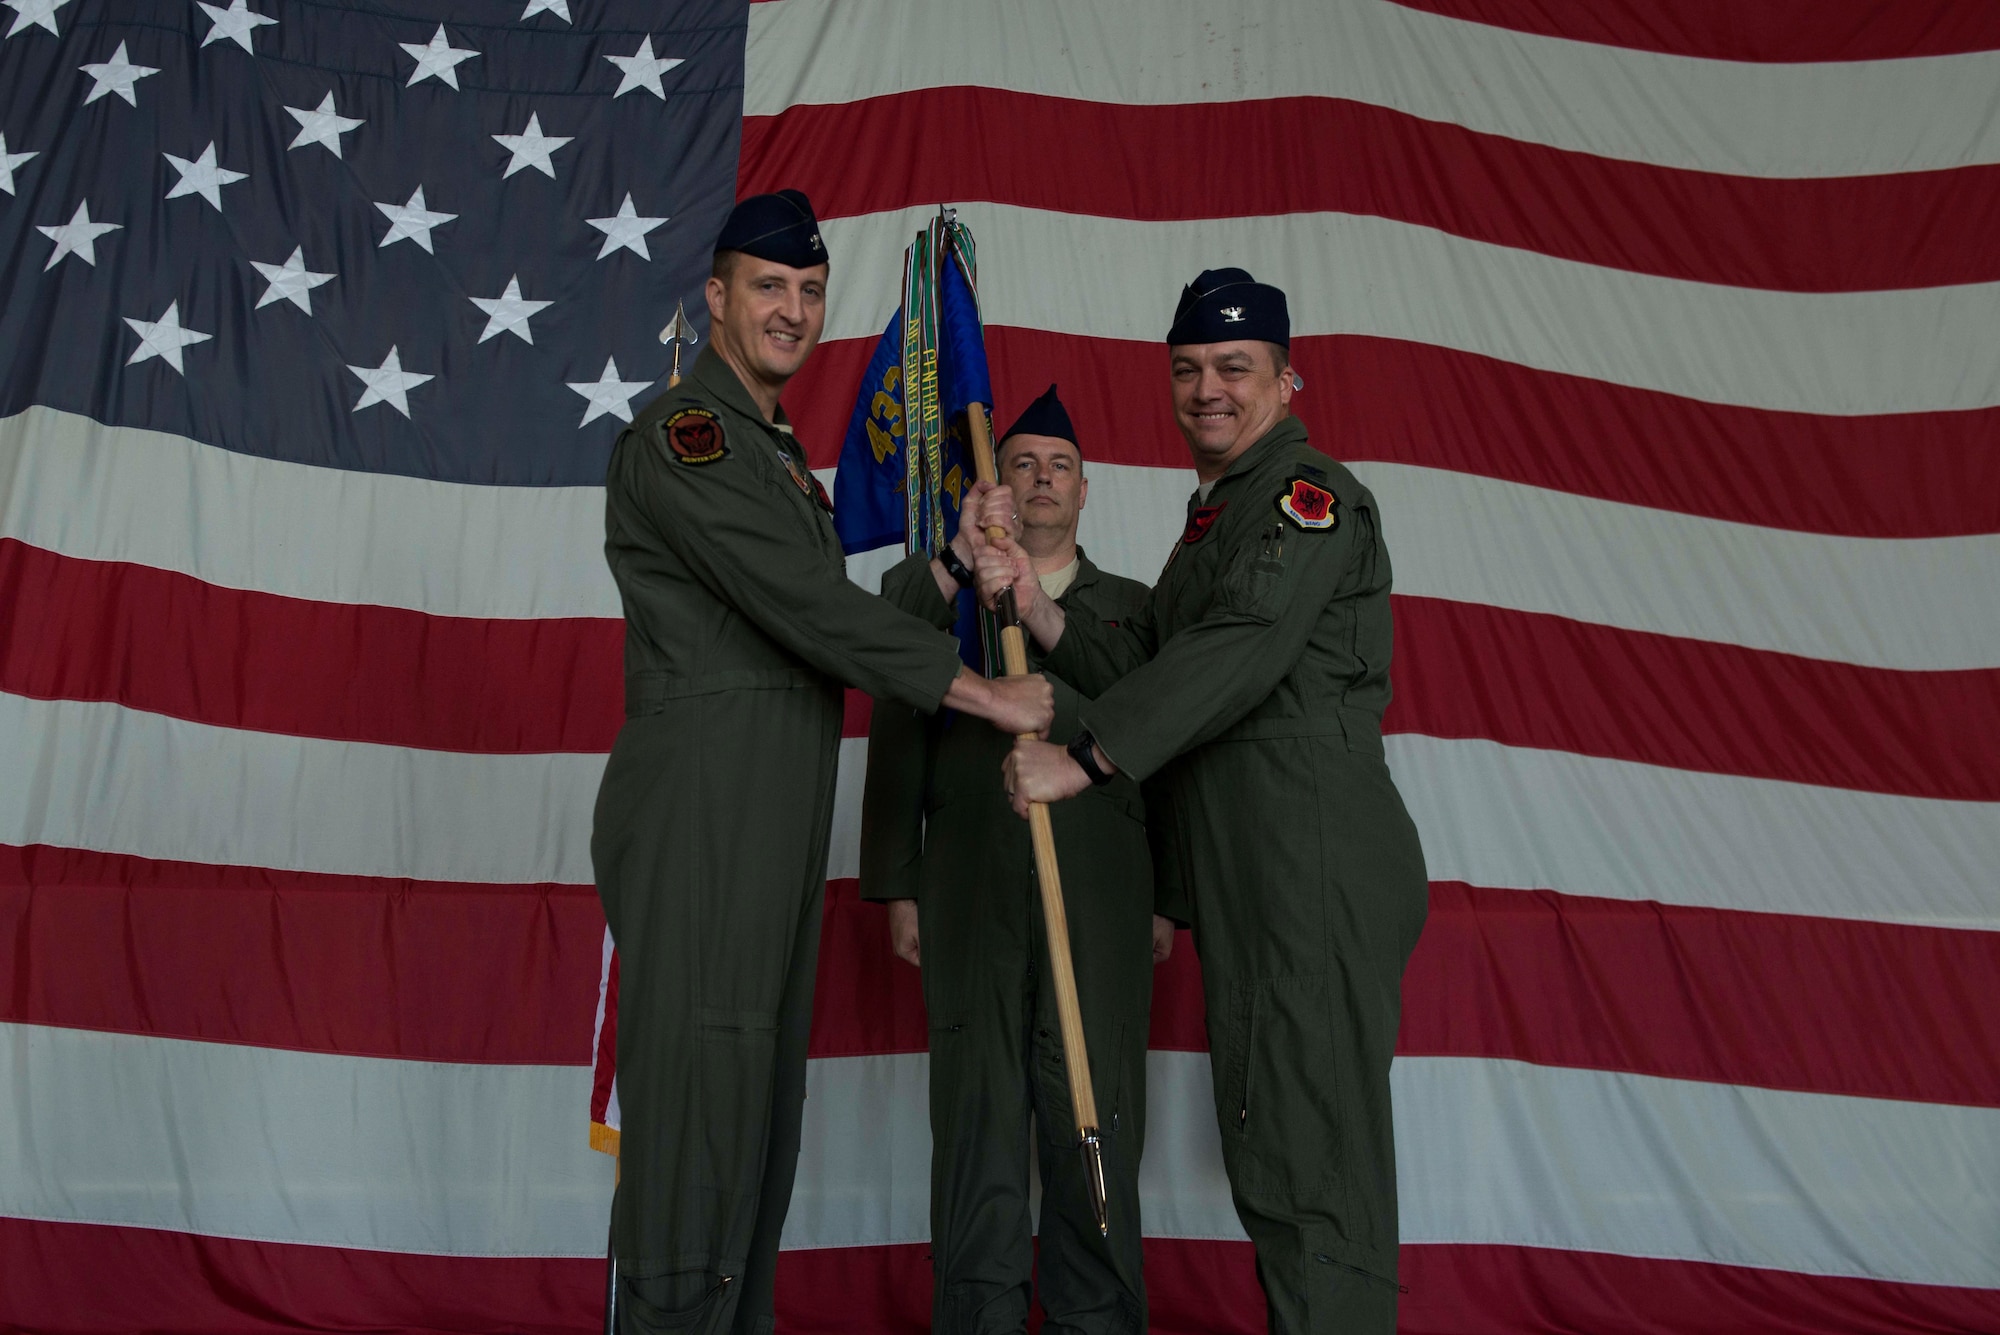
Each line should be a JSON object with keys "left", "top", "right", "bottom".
{"left": 1276, "top": 477, "right": 1337, "bottom": 531}
{"left": 666, "top": 407, "right": 727, "bottom": 464}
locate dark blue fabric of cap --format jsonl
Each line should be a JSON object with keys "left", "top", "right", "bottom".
{"left": 715, "top": 189, "right": 828, "bottom": 269}
{"left": 999, "top": 383, "right": 1078, "bottom": 450}
{"left": 1164, "top": 267, "right": 1289, "bottom": 347}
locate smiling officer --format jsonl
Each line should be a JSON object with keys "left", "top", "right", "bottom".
{"left": 592, "top": 190, "right": 1054, "bottom": 1335}
{"left": 972, "top": 270, "right": 1430, "bottom": 1334}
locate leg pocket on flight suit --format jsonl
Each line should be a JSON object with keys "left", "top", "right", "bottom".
{"left": 1310, "top": 1250, "right": 1401, "bottom": 1334}
{"left": 1220, "top": 975, "right": 1342, "bottom": 1195}
{"left": 618, "top": 1270, "right": 736, "bottom": 1333}
{"left": 695, "top": 1006, "right": 781, "bottom": 1195}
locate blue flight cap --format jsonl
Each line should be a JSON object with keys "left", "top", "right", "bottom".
{"left": 715, "top": 189, "right": 828, "bottom": 269}
{"left": 999, "top": 383, "right": 1078, "bottom": 452}
{"left": 1165, "top": 267, "right": 1289, "bottom": 347}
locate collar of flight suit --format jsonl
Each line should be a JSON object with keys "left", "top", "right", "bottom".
{"left": 685, "top": 343, "right": 795, "bottom": 438}
{"left": 1207, "top": 413, "right": 1309, "bottom": 496}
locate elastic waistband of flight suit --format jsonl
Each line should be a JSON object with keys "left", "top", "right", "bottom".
{"left": 1211, "top": 706, "right": 1384, "bottom": 757}
{"left": 625, "top": 667, "right": 818, "bottom": 717}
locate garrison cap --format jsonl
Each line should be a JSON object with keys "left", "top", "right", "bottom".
{"left": 999, "top": 383, "right": 1078, "bottom": 452}
{"left": 715, "top": 189, "right": 828, "bottom": 269}
{"left": 1165, "top": 267, "right": 1289, "bottom": 348}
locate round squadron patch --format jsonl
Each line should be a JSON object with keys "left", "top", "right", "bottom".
{"left": 1276, "top": 477, "right": 1337, "bottom": 531}
{"left": 665, "top": 406, "right": 727, "bottom": 464}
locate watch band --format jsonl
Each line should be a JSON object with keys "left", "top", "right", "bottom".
{"left": 1067, "top": 730, "right": 1115, "bottom": 787}
{"left": 938, "top": 543, "right": 976, "bottom": 590}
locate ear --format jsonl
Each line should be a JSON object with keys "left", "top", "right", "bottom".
{"left": 1275, "top": 359, "right": 1295, "bottom": 408}
{"left": 705, "top": 273, "right": 727, "bottom": 325}
{"left": 1077, "top": 474, "right": 1089, "bottom": 511}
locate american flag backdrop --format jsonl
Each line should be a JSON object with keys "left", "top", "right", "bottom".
{"left": 3, "top": 0, "right": 1999, "bottom": 1332}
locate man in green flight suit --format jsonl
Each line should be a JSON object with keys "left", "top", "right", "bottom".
{"left": 858, "top": 386, "right": 1179, "bottom": 1335}
{"left": 973, "top": 270, "right": 1430, "bottom": 1334}
{"left": 592, "top": 190, "right": 1054, "bottom": 1335}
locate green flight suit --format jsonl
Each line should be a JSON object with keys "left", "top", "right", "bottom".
{"left": 1042, "top": 417, "right": 1429, "bottom": 1335}
{"left": 593, "top": 346, "right": 968, "bottom": 1335}
{"left": 858, "top": 551, "right": 1164, "bottom": 1335}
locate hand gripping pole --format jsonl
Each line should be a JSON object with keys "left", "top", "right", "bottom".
{"left": 967, "top": 403, "right": 1110, "bottom": 1237}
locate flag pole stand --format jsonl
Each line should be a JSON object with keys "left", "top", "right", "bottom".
{"left": 967, "top": 402, "right": 1111, "bottom": 1237}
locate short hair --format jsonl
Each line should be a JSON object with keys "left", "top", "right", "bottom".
{"left": 1262, "top": 341, "right": 1291, "bottom": 374}
{"left": 710, "top": 249, "right": 741, "bottom": 282}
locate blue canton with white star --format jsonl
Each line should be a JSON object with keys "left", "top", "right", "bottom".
{"left": 0, "top": 0, "right": 745, "bottom": 485}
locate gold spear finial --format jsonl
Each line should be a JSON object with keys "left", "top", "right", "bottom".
{"left": 658, "top": 301, "right": 698, "bottom": 386}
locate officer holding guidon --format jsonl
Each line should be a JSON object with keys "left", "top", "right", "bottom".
{"left": 971, "top": 271, "right": 1429, "bottom": 1333}
{"left": 860, "top": 385, "right": 1179, "bottom": 1334}
{"left": 593, "top": 190, "right": 1054, "bottom": 1335}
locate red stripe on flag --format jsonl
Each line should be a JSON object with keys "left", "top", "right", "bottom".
{"left": 0, "top": 845, "right": 603, "bottom": 1066}
{"left": 789, "top": 331, "right": 2000, "bottom": 540}
{"left": 21, "top": 540, "right": 1996, "bottom": 801}
{"left": 25, "top": 851, "right": 1992, "bottom": 1107}
{"left": 7, "top": 1219, "right": 1995, "bottom": 1335}
{"left": 743, "top": 88, "right": 2000, "bottom": 292}
{"left": 1383, "top": 0, "right": 2000, "bottom": 63}
{"left": 809, "top": 877, "right": 2000, "bottom": 1108}
{"left": 0, "top": 538, "right": 624, "bottom": 754}
{"left": 1386, "top": 596, "right": 2000, "bottom": 803}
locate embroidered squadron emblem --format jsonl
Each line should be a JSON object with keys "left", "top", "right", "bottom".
{"left": 665, "top": 406, "right": 727, "bottom": 464}
{"left": 1220, "top": 306, "right": 1246, "bottom": 323}
{"left": 1181, "top": 502, "right": 1228, "bottom": 544}
{"left": 1276, "top": 477, "right": 1337, "bottom": 531}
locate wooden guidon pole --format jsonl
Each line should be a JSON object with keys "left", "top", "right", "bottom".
{"left": 966, "top": 402, "right": 1111, "bottom": 1237}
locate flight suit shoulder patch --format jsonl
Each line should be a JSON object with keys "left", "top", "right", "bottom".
{"left": 665, "top": 406, "right": 728, "bottom": 465}
{"left": 1276, "top": 476, "right": 1337, "bottom": 531}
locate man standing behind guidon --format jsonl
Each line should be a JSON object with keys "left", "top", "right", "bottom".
{"left": 972, "top": 270, "right": 1429, "bottom": 1334}
{"left": 592, "top": 189, "right": 1054, "bottom": 1335}
{"left": 859, "top": 385, "right": 1181, "bottom": 1335}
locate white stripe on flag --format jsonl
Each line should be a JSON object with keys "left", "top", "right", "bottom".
{"left": 14, "top": 410, "right": 1997, "bottom": 673}
{"left": 9, "top": 1024, "right": 1998, "bottom": 1289}
{"left": 818, "top": 207, "right": 2000, "bottom": 416}
{"left": 5, "top": 695, "right": 1991, "bottom": 928}
{"left": 747, "top": 0, "right": 2000, "bottom": 178}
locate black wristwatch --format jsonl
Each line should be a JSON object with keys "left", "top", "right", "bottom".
{"left": 938, "top": 542, "right": 976, "bottom": 590}
{"left": 1067, "top": 730, "right": 1115, "bottom": 786}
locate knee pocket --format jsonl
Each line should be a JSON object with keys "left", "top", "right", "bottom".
{"left": 1216, "top": 974, "right": 1350, "bottom": 1194}
{"left": 696, "top": 1006, "right": 780, "bottom": 1194}
{"left": 618, "top": 1271, "right": 734, "bottom": 1332}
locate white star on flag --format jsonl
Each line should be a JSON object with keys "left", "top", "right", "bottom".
{"left": 399, "top": 23, "right": 477, "bottom": 89}
{"left": 4, "top": 0, "right": 71, "bottom": 39}
{"left": 164, "top": 143, "right": 248, "bottom": 211}
{"left": 520, "top": 0, "right": 570, "bottom": 22}
{"left": 36, "top": 199, "right": 119, "bottom": 269}
{"left": 348, "top": 346, "right": 433, "bottom": 417}
{"left": 604, "top": 36, "right": 681, "bottom": 100}
{"left": 568, "top": 357, "right": 654, "bottom": 426}
{"left": 123, "top": 300, "right": 212, "bottom": 373}
{"left": 0, "top": 133, "right": 36, "bottom": 195}
{"left": 586, "top": 193, "right": 667, "bottom": 260}
{"left": 284, "top": 93, "right": 363, "bottom": 158}
{"left": 375, "top": 186, "right": 457, "bottom": 253}
{"left": 197, "top": 0, "right": 275, "bottom": 52}
{"left": 470, "top": 275, "right": 553, "bottom": 344}
{"left": 79, "top": 40, "right": 159, "bottom": 106}
{"left": 493, "top": 112, "right": 572, "bottom": 180}
{"left": 250, "top": 246, "right": 335, "bottom": 314}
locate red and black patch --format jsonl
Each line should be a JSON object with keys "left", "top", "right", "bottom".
{"left": 809, "top": 474, "right": 834, "bottom": 513}
{"left": 1276, "top": 477, "right": 1337, "bottom": 531}
{"left": 665, "top": 406, "right": 727, "bottom": 464}
{"left": 1181, "top": 502, "right": 1228, "bottom": 544}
